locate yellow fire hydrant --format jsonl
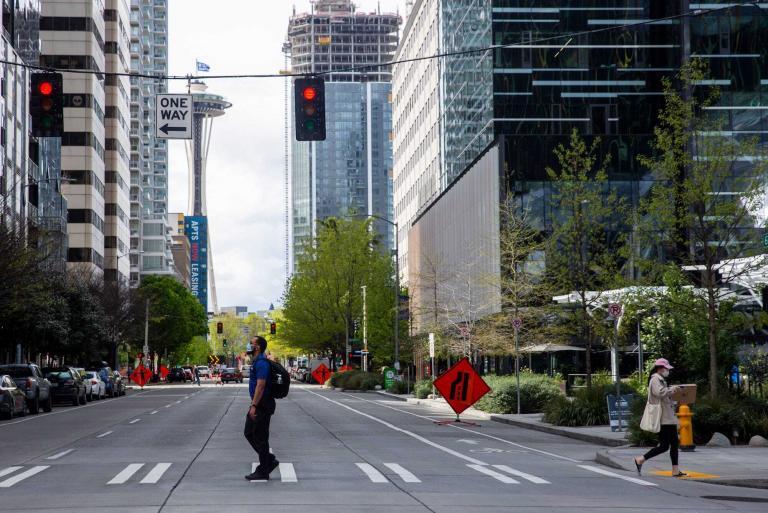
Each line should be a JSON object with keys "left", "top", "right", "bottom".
{"left": 678, "top": 404, "right": 695, "bottom": 452}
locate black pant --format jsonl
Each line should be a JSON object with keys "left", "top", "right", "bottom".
{"left": 244, "top": 409, "right": 274, "bottom": 472}
{"left": 643, "top": 424, "right": 679, "bottom": 466}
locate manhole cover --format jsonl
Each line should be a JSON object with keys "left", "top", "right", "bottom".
{"left": 701, "top": 496, "right": 768, "bottom": 503}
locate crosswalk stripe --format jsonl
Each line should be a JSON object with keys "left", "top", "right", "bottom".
{"left": 383, "top": 463, "right": 421, "bottom": 483}
{"left": 46, "top": 449, "right": 74, "bottom": 460}
{"left": 149, "top": 410, "right": 158, "bottom": 415}
{"left": 279, "top": 463, "right": 297, "bottom": 483}
{"left": 129, "top": 419, "right": 141, "bottom": 424}
{"left": 0, "top": 466, "right": 49, "bottom": 488}
{"left": 108, "top": 463, "right": 144, "bottom": 484}
{"left": 96, "top": 431, "right": 113, "bottom": 438}
{"left": 356, "top": 463, "right": 388, "bottom": 483}
{"left": 0, "top": 467, "right": 22, "bottom": 479}
{"left": 468, "top": 464, "right": 519, "bottom": 484}
{"left": 492, "top": 465, "right": 550, "bottom": 484}
{"left": 578, "top": 465, "right": 657, "bottom": 487}
{"left": 140, "top": 463, "right": 172, "bottom": 484}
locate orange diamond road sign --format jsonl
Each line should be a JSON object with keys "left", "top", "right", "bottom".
{"left": 159, "top": 365, "right": 169, "bottom": 380}
{"left": 312, "top": 363, "right": 331, "bottom": 385}
{"left": 433, "top": 358, "right": 491, "bottom": 415}
{"left": 131, "top": 364, "right": 152, "bottom": 388}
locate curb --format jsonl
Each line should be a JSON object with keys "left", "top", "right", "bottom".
{"left": 596, "top": 448, "right": 634, "bottom": 471}
{"left": 374, "top": 390, "right": 411, "bottom": 401}
{"left": 490, "top": 415, "right": 628, "bottom": 447}
{"left": 405, "top": 398, "right": 492, "bottom": 420}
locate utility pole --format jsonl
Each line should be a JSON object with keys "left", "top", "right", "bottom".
{"left": 143, "top": 299, "right": 150, "bottom": 368}
{"left": 394, "top": 222, "right": 400, "bottom": 371}
{"left": 362, "top": 285, "right": 368, "bottom": 372}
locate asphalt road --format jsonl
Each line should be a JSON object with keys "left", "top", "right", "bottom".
{"left": 1, "top": 382, "right": 767, "bottom": 513}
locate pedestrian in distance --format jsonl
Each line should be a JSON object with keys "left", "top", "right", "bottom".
{"left": 194, "top": 366, "right": 201, "bottom": 386}
{"left": 634, "top": 358, "right": 687, "bottom": 477}
{"left": 244, "top": 336, "right": 278, "bottom": 481}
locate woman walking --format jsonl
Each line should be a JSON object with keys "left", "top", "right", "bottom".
{"left": 634, "top": 358, "right": 686, "bottom": 477}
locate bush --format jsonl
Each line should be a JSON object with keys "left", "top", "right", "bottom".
{"left": 386, "top": 380, "right": 409, "bottom": 394}
{"left": 330, "top": 370, "right": 383, "bottom": 391}
{"left": 543, "top": 387, "right": 609, "bottom": 427}
{"left": 692, "top": 395, "right": 768, "bottom": 445}
{"left": 414, "top": 379, "right": 432, "bottom": 399}
{"left": 474, "top": 374, "right": 562, "bottom": 414}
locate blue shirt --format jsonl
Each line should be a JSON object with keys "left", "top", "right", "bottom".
{"left": 249, "top": 354, "right": 271, "bottom": 400}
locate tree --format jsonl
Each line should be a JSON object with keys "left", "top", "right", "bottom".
{"left": 133, "top": 276, "right": 208, "bottom": 358}
{"left": 544, "top": 129, "right": 628, "bottom": 386}
{"left": 639, "top": 61, "right": 768, "bottom": 397}
{"left": 282, "top": 217, "right": 396, "bottom": 367}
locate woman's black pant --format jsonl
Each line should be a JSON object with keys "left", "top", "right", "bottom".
{"left": 643, "top": 424, "right": 679, "bottom": 465}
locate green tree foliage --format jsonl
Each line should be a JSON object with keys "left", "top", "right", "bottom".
{"left": 282, "top": 217, "right": 396, "bottom": 367}
{"left": 134, "top": 275, "right": 208, "bottom": 357}
{"left": 639, "top": 61, "right": 768, "bottom": 397}
{"left": 170, "top": 336, "right": 211, "bottom": 367}
{"left": 543, "top": 129, "right": 628, "bottom": 384}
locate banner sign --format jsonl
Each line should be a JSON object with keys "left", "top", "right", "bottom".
{"left": 185, "top": 216, "right": 208, "bottom": 313}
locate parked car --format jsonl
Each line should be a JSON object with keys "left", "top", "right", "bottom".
{"left": 82, "top": 371, "right": 106, "bottom": 400}
{"left": 98, "top": 367, "right": 116, "bottom": 397}
{"left": 167, "top": 368, "right": 187, "bottom": 383}
{"left": 196, "top": 365, "right": 211, "bottom": 378}
{"left": 112, "top": 371, "right": 126, "bottom": 396}
{"left": 72, "top": 368, "right": 92, "bottom": 402}
{"left": 0, "top": 375, "right": 28, "bottom": 419}
{"left": 241, "top": 365, "right": 250, "bottom": 379}
{"left": 291, "top": 366, "right": 309, "bottom": 383}
{"left": 220, "top": 368, "right": 243, "bottom": 384}
{"left": 42, "top": 367, "right": 87, "bottom": 406}
{"left": 182, "top": 367, "right": 194, "bottom": 382}
{"left": 0, "top": 363, "right": 53, "bottom": 414}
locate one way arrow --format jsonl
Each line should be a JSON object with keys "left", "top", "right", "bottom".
{"left": 160, "top": 124, "right": 186, "bottom": 135}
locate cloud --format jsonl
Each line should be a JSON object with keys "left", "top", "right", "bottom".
{"left": 168, "top": 0, "right": 406, "bottom": 311}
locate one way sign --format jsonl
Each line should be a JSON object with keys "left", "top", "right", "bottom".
{"left": 156, "top": 94, "right": 193, "bottom": 139}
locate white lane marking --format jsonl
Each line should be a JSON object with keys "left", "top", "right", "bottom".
{"left": 384, "top": 463, "right": 421, "bottom": 483}
{"left": 343, "top": 391, "right": 581, "bottom": 464}
{"left": 140, "top": 463, "right": 172, "bottom": 484}
{"left": 0, "top": 466, "right": 49, "bottom": 488}
{"left": 279, "top": 463, "right": 297, "bottom": 483}
{"left": 46, "top": 449, "right": 75, "bottom": 460}
{"left": 356, "top": 463, "right": 388, "bottom": 483}
{"left": 129, "top": 418, "right": 141, "bottom": 424}
{"left": 108, "top": 463, "right": 144, "bottom": 484}
{"left": 302, "top": 388, "right": 485, "bottom": 465}
{"left": 96, "top": 431, "right": 113, "bottom": 438}
{"left": 0, "top": 391, "right": 149, "bottom": 428}
{"left": 0, "top": 467, "right": 22, "bottom": 479}
{"left": 149, "top": 410, "right": 159, "bottom": 415}
{"left": 578, "top": 465, "right": 657, "bottom": 487}
{"left": 164, "top": 404, "right": 172, "bottom": 408}
{"left": 174, "top": 400, "right": 181, "bottom": 404}
{"left": 468, "top": 464, "right": 519, "bottom": 484}
{"left": 493, "top": 465, "right": 550, "bottom": 484}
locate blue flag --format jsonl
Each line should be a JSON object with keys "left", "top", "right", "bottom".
{"left": 196, "top": 60, "right": 210, "bottom": 72}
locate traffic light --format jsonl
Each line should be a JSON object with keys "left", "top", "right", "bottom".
{"left": 294, "top": 77, "right": 325, "bottom": 141}
{"left": 270, "top": 322, "right": 276, "bottom": 335}
{"left": 222, "top": 339, "right": 228, "bottom": 348}
{"left": 31, "top": 73, "right": 63, "bottom": 137}
{"left": 216, "top": 322, "right": 223, "bottom": 334}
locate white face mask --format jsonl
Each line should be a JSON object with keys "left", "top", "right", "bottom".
{"left": 660, "top": 369, "right": 670, "bottom": 378}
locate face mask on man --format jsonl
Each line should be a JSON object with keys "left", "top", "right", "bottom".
{"left": 660, "top": 369, "right": 670, "bottom": 378}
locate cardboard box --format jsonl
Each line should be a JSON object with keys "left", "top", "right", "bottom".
{"left": 671, "top": 384, "right": 697, "bottom": 404}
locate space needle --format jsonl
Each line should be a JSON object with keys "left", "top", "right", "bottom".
{"left": 185, "top": 80, "right": 231, "bottom": 314}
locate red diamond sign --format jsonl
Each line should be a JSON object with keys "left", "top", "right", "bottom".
{"left": 131, "top": 364, "right": 152, "bottom": 388}
{"left": 159, "top": 365, "right": 169, "bottom": 380}
{"left": 311, "top": 363, "right": 331, "bottom": 385}
{"left": 433, "top": 358, "right": 490, "bottom": 415}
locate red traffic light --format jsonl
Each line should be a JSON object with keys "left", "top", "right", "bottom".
{"left": 38, "top": 82, "right": 53, "bottom": 95}
{"left": 302, "top": 86, "right": 317, "bottom": 101}
{"left": 270, "top": 322, "right": 276, "bottom": 335}
{"left": 216, "top": 322, "right": 223, "bottom": 334}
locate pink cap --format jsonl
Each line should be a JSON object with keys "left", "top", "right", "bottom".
{"left": 654, "top": 358, "right": 674, "bottom": 370}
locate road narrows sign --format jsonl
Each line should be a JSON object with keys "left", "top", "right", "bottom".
{"left": 131, "top": 364, "right": 152, "bottom": 388}
{"left": 433, "top": 358, "right": 491, "bottom": 415}
{"left": 312, "top": 363, "right": 331, "bottom": 385}
{"left": 156, "top": 94, "right": 192, "bottom": 139}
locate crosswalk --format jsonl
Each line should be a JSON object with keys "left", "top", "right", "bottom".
{"left": 0, "top": 461, "right": 655, "bottom": 489}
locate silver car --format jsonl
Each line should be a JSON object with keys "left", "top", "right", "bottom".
{"left": 82, "top": 371, "right": 106, "bottom": 400}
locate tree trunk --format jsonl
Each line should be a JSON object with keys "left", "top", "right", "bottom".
{"left": 582, "top": 302, "right": 592, "bottom": 388}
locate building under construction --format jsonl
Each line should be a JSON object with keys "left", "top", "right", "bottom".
{"left": 284, "top": 0, "right": 401, "bottom": 274}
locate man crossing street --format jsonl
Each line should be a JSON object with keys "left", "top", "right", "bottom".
{"left": 244, "top": 336, "right": 278, "bottom": 481}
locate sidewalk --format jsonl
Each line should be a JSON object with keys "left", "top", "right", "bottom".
{"left": 597, "top": 446, "right": 768, "bottom": 489}
{"left": 403, "top": 397, "right": 628, "bottom": 447}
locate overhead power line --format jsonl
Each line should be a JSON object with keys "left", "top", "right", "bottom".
{"left": 0, "top": 2, "right": 761, "bottom": 81}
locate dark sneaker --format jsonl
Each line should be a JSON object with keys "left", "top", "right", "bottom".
{"left": 245, "top": 471, "right": 269, "bottom": 481}
{"left": 268, "top": 459, "right": 280, "bottom": 475}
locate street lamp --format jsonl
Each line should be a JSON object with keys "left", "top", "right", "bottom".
{"left": 367, "top": 214, "right": 401, "bottom": 372}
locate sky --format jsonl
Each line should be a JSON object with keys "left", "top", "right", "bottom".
{"left": 167, "top": 0, "right": 407, "bottom": 312}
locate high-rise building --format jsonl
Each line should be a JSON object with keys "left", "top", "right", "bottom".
{"left": 285, "top": 0, "right": 400, "bottom": 272}
{"left": 169, "top": 212, "right": 190, "bottom": 287}
{"left": 40, "top": 0, "right": 112, "bottom": 276}
{"left": 129, "top": 0, "right": 172, "bottom": 284}
{"left": 392, "top": 0, "right": 441, "bottom": 285}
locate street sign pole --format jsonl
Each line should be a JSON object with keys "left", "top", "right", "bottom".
{"left": 608, "top": 303, "right": 623, "bottom": 431}
{"left": 515, "top": 326, "right": 521, "bottom": 415}
{"left": 362, "top": 285, "right": 368, "bottom": 373}
{"left": 428, "top": 332, "right": 435, "bottom": 398}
